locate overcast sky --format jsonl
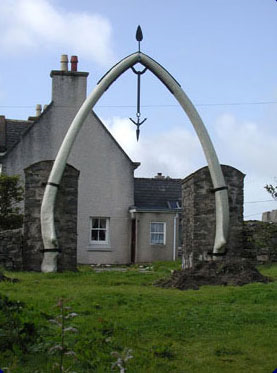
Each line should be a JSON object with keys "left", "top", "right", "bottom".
{"left": 0, "top": 0, "right": 277, "bottom": 219}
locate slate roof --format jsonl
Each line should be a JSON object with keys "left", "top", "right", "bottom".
{"left": 5, "top": 119, "right": 33, "bottom": 152}
{"left": 134, "top": 177, "right": 182, "bottom": 211}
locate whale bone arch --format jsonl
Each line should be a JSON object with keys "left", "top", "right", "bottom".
{"left": 40, "top": 51, "right": 229, "bottom": 272}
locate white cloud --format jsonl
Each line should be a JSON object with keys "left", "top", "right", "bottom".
{"left": 104, "top": 116, "right": 205, "bottom": 178}
{"left": 105, "top": 113, "right": 277, "bottom": 181}
{"left": 213, "top": 113, "right": 277, "bottom": 219}
{"left": 214, "top": 113, "right": 277, "bottom": 179}
{"left": 104, "top": 114, "right": 277, "bottom": 220}
{"left": 0, "top": 0, "right": 115, "bottom": 66}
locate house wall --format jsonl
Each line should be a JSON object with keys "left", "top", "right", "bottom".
{"left": 3, "top": 70, "right": 135, "bottom": 265}
{"left": 135, "top": 211, "right": 179, "bottom": 262}
{"left": 262, "top": 210, "right": 277, "bottom": 223}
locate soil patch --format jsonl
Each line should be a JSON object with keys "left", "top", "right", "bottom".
{"left": 155, "top": 259, "right": 272, "bottom": 290}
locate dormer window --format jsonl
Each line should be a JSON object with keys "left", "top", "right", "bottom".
{"left": 167, "top": 200, "right": 181, "bottom": 209}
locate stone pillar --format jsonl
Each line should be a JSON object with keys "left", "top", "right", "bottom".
{"left": 182, "top": 165, "right": 245, "bottom": 268}
{"left": 23, "top": 161, "right": 79, "bottom": 271}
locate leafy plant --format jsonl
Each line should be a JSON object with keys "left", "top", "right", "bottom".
{"left": 264, "top": 183, "right": 277, "bottom": 200}
{"left": 0, "top": 174, "right": 24, "bottom": 230}
{"left": 0, "top": 294, "right": 37, "bottom": 354}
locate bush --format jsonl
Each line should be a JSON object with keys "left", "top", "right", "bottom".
{"left": 0, "top": 294, "right": 37, "bottom": 354}
{"left": 0, "top": 174, "right": 24, "bottom": 230}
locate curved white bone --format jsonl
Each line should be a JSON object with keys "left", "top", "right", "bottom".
{"left": 41, "top": 52, "right": 229, "bottom": 272}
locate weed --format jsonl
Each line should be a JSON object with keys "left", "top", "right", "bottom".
{"left": 48, "top": 298, "right": 78, "bottom": 373}
{"left": 111, "top": 348, "right": 133, "bottom": 372}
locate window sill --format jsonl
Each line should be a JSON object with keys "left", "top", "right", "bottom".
{"left": 87, "top": 243, "right": 112, "bottom": 252}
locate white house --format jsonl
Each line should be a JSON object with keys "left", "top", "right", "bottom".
{"left": 0, "top": 55, "right": 181, "bottom": 264}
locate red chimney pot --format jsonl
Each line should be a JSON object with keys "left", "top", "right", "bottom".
{"left": 70, "top": 56, "right": 78, "bottom": 72}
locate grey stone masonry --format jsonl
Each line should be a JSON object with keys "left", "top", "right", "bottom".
{"left": 0, "top": 228, "right": 23, "bottom": 270}
{"left": 23, "top": 161, "right": 79, "bottom": 271}
{"left": 243, "top": 220, "right": 277, "bottom": 263}
{"left": 182, "top": 165, "right": 245, "bottom": 268}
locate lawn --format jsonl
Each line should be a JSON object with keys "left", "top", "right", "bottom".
{"left": 0, "top": 261, "right": 277, "bottom": 372}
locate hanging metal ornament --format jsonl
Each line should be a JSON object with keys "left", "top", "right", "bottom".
{"left": 129, "top": 25, "right": 148, "bottom": 141}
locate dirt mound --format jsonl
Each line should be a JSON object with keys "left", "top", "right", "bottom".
{"left": 155, "top": 259, "right": 271, "bottom": 290}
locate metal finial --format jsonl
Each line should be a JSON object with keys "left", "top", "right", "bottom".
{"left": 136, "top": 25, "right": 143, "bottom": 52}
{"left": 136, "top": 25, "right": 143, "bottom": 41}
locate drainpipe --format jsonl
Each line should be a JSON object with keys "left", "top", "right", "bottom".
{"left": 173, "top": 213, "right": 178, "bottom": 261}
{"left": 129, "top": 208, "right": 137, "bottom": 263}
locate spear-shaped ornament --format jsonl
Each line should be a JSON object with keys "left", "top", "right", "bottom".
{"left": 136, "top": 25, "right": 143, "bottom": 52}
{"left": 129, "top": 26, "right": 147, "bottom": 141}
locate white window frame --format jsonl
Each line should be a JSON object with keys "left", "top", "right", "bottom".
{"left": 90, "top": 217, "right": 110, "bottom": 244}
{"left": 150, "top": 222, "right": 166, "bottom": 245}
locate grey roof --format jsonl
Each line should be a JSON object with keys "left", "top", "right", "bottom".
{"left": 6, "top": 119, "right": 33, "bottom": 152}
{"left": 134, "top": 177, "right": 182, "bottom": 211}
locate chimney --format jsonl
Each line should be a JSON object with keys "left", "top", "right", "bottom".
{"left": 36, "top": 104, "right": 42, "bottom": 116}
{"left": 0, "top": 116, "right": 6, "bottom": 152}
{"left": 50, "top": 55, "right": 89, "bottom": 109}
{"left": 155, "top": 172, "right": 165, "bottom": 179}
{"left": 60, "top": 54, "right": 68, "bottom": 71}
{"left": 70, "top": 56, "right": 78, "bottom": 71}
{"left": 28, "top": 104, "right": 42, "bottom": 121}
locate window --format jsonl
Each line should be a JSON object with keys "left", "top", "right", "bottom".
{"left": 150, "top": 222, "right": 166, "bottom": 245}
{"left": 90, "top": 217, "right": 109, "bottom": 244}
{"left": 167, "top": 200, "right": 181, "bottom": 209}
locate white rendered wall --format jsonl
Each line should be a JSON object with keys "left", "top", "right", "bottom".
{"left": 3, "top": 71, "right": 135, "bottom": 264}
{"left": 135, "top": 211, "right": 178, "bottom": 262}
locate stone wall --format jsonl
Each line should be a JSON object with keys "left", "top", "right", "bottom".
{"left": 23, "top": 161, "right": 79, "bottom": 271}
{"left": 182, "top": 165, "right": 245, "bottom": 268}
{"left": 0, "top": 228, "right": 23, "bottom": 270}
{"left": 243, "top": 220, "right": 277, "bottom": 263}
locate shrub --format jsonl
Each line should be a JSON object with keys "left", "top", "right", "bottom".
{"left": 0, "top": 174, "right": 24, "bottom": 230}
{"left": 0, "top": 294, "right": 37, "bottom": 354}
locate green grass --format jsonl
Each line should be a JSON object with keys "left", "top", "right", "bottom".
{"left": 0, "top": 261, "right": 277, "bottom": 372}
